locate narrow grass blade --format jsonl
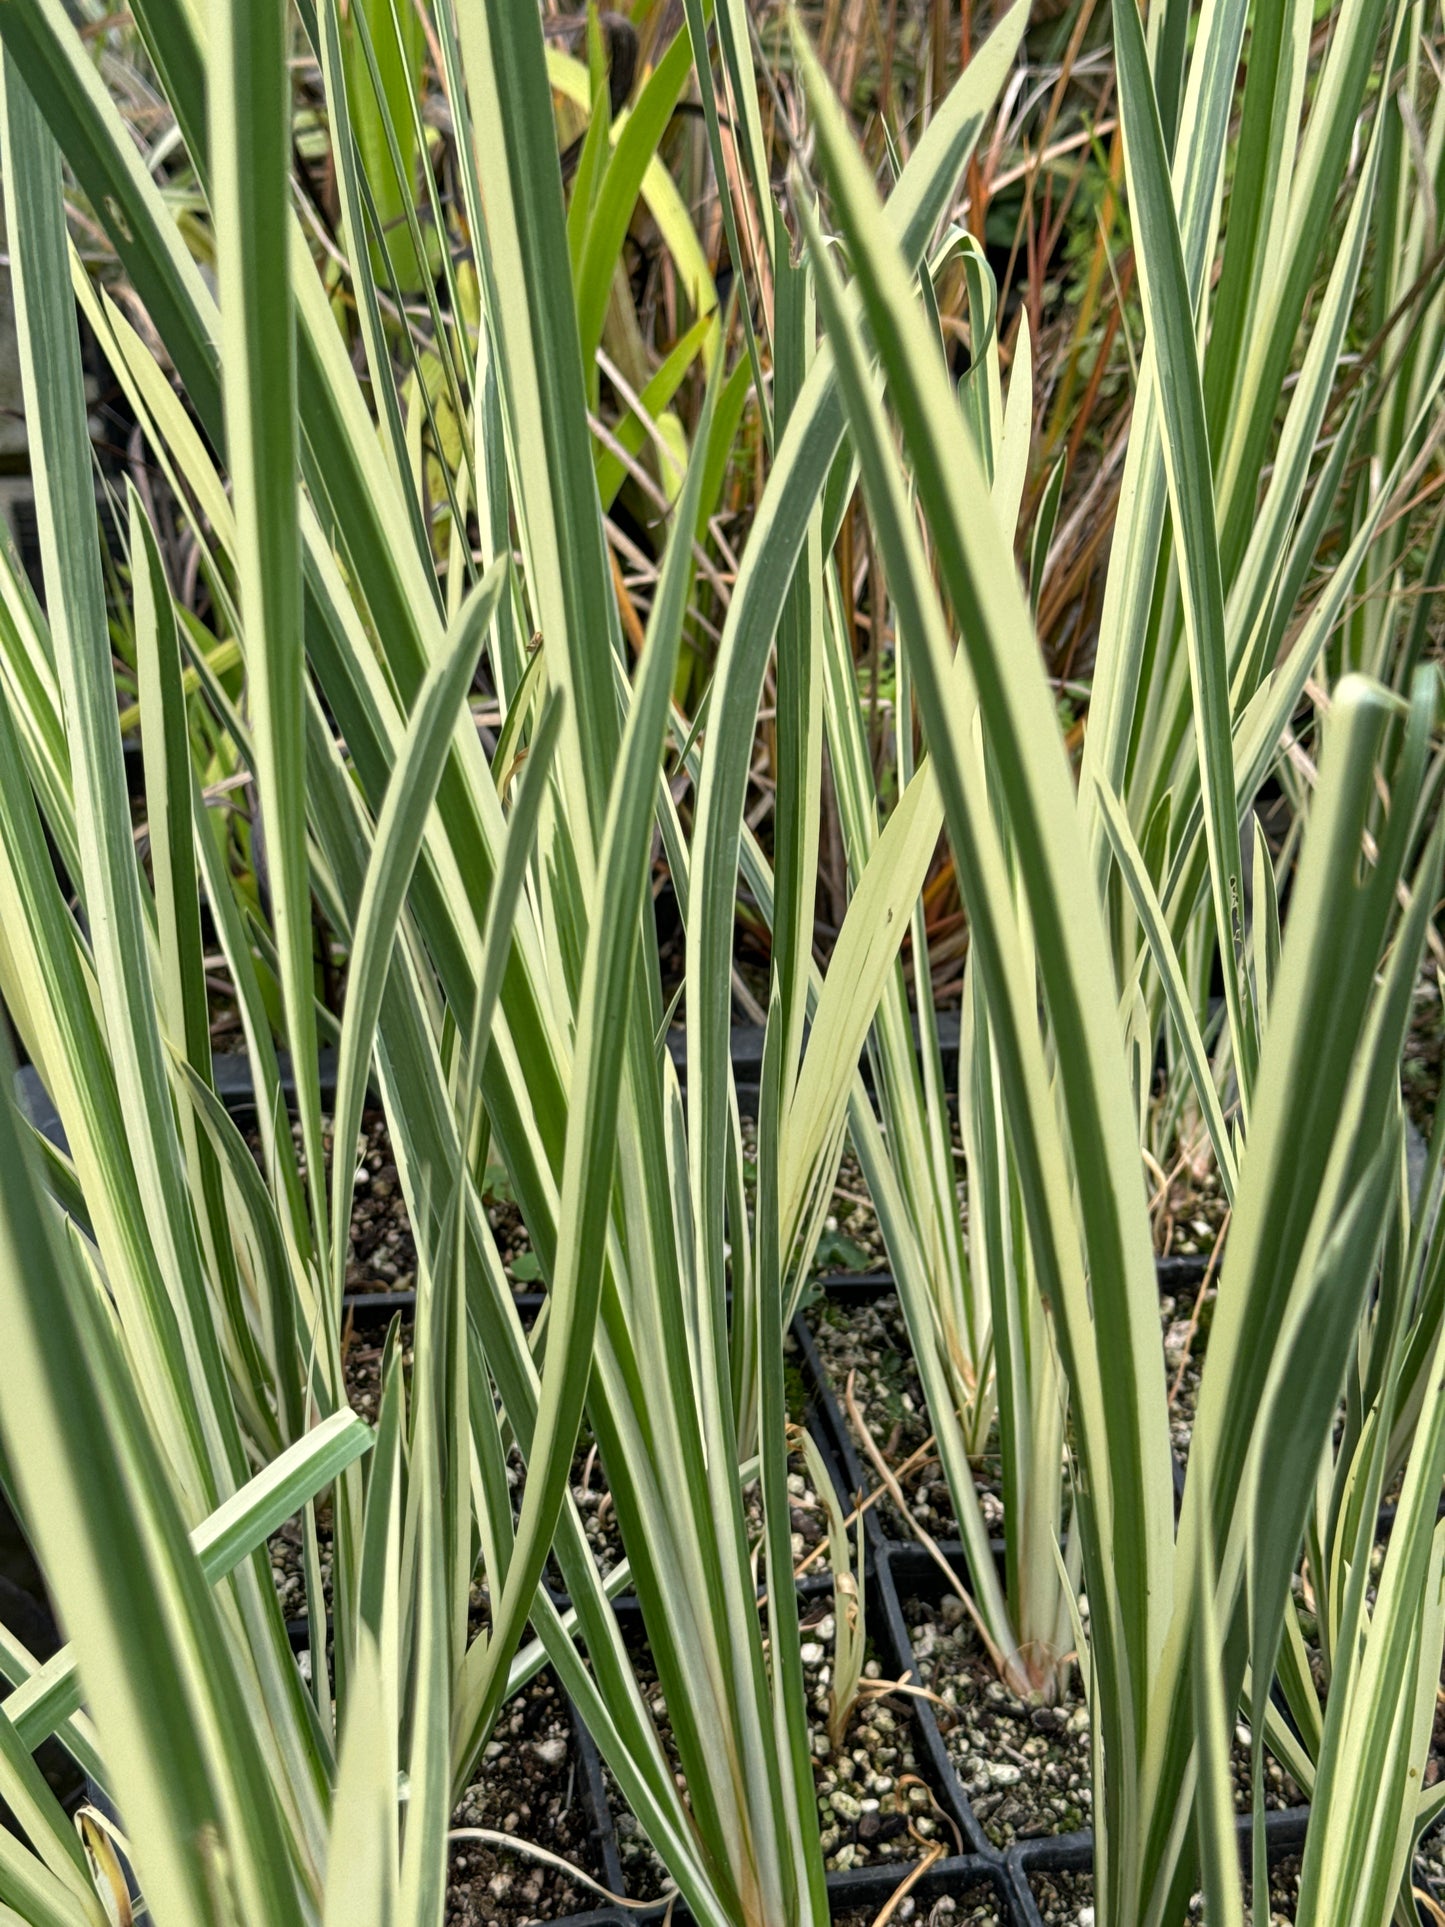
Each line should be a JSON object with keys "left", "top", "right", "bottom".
{"left": 1, "top": 45, "right": 243, "bottom": 1507}
{"left": 755, "top": 1006, "right": 827, "bottom": 1920}
{"left": 321, "top": 1625, "right": 392, "bottom": 1927}
{"left": 792, "top": 19, "right": 1173, "bottom": 1709}
{"left": 453, "top": 358, "right": 719, "bottom": 1767}
{"left": 783, "top": 763, "right": 943, "bottom": 1241}
{"left": 6, "top": 1412, "right": 372, "bottom": 1752}
{"left": 576, "top": 25, "right": 695, "bottom": 390}
{"left": 1094, "top": 775, "right": 1237, "bottom": 1200}
{"left": 330, "top": 561, "right": 505, "bottom": 1306}
{"left": 1189, "top": 1490, "right": 1243, "bottom": 1927}
{"left": 211, "top": 0, "right": 329, "bottom": 1257}
{"left": 316, "top": 0, "right": 429, "bottom": 564}
{"left": 454, "top": 0, "right": 624, "bottom": 844}
{"left": 0, "top": 1047, "right": 310, "bottom": 1926}
{"left": 1115, "top": 0, "right": 1254, "bottom": 1106}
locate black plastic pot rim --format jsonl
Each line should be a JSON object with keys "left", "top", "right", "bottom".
{"left": 337, "top": 1250, "right": 1211, "bottom": 1330}
{"left": 13, "top": 1012, "right": 969, "bottom": 1151}
{"left": 620, "top": 1852, "right": 1013, "bottom": 1926}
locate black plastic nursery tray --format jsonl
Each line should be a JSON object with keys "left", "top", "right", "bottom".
{"left": 330, "top": 1289, "right": 984, "bottom": 1924}
{"left": 793, "top": 1269, "right": 1444, "bottom": 1927}
{"left": 12, "top": 1063, "right": 1433, "bottom": 1923}
{"left": 308, "top": 1279, "right": 1325, "bottom": 1927}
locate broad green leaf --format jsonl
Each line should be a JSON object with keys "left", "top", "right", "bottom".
{"left": 338, "top": 0, "right": 427, "bottom": 294}
{"left": 546, "top": 47, "right": 717, "bottom": 329}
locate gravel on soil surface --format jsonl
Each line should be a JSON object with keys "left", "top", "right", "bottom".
{"left": 909, "top": 1592, "right": 1090, "bottom": 1847}
{"left": 1404, "top": 966, "right": 1444, "bottom": 1138}
{"left": 808, "top": 1276, "right": 1219, "bottom": 1552}
{"left": 343, "top": 1110, "right": 542, "bottom": 1294}
{"left": 267, "top": 1510, "right": 328, "bottom": 1623}
{"left": 248, "top": 1110, "right": 543, "bottom": 1296}
{"left": 447, "top": 1663, "right": 606, "bottom": 1925}
{"left": 264, "top": 1560, "right": 610, "bottom": 1923}
{"left": 1162, "top": 1283, "right": 1214, "bottom": 1464}
{"left": 908, "top": 1594, "right": 1302, "bottom": 1849}
{"left": 1150, "top": 1140, "right": 1227, "bottom": 1260}
{"left": 1416, "top": 1823, "right": 1445, "bottom": 1908}
{"left": 833, "top": 1887, "right": 1004, "bottom": 1925}
{"left": 809, "top": 1646, "right": 942, "bottom": 1874}
{"left": 733, "top": 1117, "right": 896, "bottom": 1276}
{"left": 344, "top": 1112, "right": 418, "bottom": 1294}
{"left": 608, "top": 1589, "right": 948, "bottom": 1898}
{"left": 808, "top": 1293, "right": 979, "bottom": 1542}
{"left": 1027, "top": 1856, "right": 1348, "bottom": 1924}
{"left": 811, "top": 1146, "right": 893, "bottom": 1275}
{"left": 1028, "top": 1869, "right": 1096, "bottom": 1925}
{"left": 548, "top": 1428, "right": 835, "bottom": 1591}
